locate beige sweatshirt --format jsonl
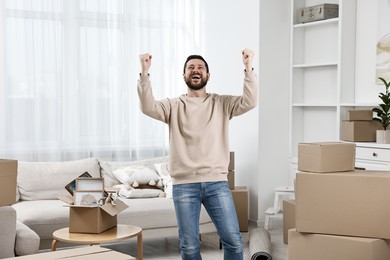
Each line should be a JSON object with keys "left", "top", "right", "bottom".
{"left": 137, "top": 70, "right": 258, "bottom": 185}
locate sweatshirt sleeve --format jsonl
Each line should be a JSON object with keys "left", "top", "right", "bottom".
{"left": 137, "top": 75, "right": 171, "bottom": 124}
{"left": 223, "top": 69, "right": 259, "bottom": 118}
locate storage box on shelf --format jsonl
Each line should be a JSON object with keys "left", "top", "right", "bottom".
{"left": 340, "top": 109, "right": 381, "bottom": 142}
{"left": 297, "top": 3, "right": 339, "bottom": 23}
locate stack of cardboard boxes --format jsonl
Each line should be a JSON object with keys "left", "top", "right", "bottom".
{"left": 341, "top": 109, "right": 381, "bottom": 142}
{"left": 0, "top": 159, "right": 18, "bottom": 207}
{"left": 228, "top": 152, "right": 249, "bottom": 232}
{"left": 287, "top": 142, "right": 390, "bottom": 260}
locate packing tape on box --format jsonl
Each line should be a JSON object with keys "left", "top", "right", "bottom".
{"left": 249, "top": 227, "right": 272, "bottom": 260}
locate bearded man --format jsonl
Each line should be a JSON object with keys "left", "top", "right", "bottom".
{"left": 137, "top": 50, "right": 258, "bottom": 260}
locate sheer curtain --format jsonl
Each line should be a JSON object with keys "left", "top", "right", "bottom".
{"left": 0, "top": 0, "right": 204, "bottom": 162}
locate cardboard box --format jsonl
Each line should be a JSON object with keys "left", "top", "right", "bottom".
{"left": 229, "top": 151, "right": 235, "bottom": 171}
{"left": 228, "top": 170, "right": 235, "bottom": 190}
{"left": 347, "top": 109, "right": 373, "bottom": 121}
{"left": 288, "top": 229, "right": 390, "bottom": 260}
{"left": 283, "top": 199, "right": 296, "bottom": 244}
{"left": 59, "top": 194, "right": 128, "bottom": 234}
{"left": 341, "top": 120, "right": 382, "bottom": 142}
{"left": 298, "top": 142, "right": 355, "bottom": 173}
{"left": 231, "top": 186, "right": 248, "bottom": 232}
{"left": 296, "top": 170, "right": 390, "bottom": 239}
{"left": 0, "top": 159, "right": 18, "bottom": 206}
{"left": 3, "top": 246, "right": 135, "bottom": 259}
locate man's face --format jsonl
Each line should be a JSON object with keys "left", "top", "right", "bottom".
{"left": 184, "top": 59, "right": 209, "bottom": 91}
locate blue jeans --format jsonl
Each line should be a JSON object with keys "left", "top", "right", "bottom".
{"left": 173, "top": 181, "right": 243, "bottom": 260}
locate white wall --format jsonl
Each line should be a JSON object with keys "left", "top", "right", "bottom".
{"left": 257, "top": 1, "right": 291, "bottom": 224}
{"left": 355, "top": 0, "right": 388, "bottom": 103}
{"left": 203, "top": 0, "right": 260, "bottom": 221}
{"left": 202, "top": 0, "right": 390, "bottom": 225}
{"left": 203, "top": 0, "right": 291, "bottom": 224}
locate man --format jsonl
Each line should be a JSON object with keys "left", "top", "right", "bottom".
{"left": 137, "top": 49, "right": 258, "bottom": 260}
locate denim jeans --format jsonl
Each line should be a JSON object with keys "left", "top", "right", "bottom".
{"left": 173, "top": 181, "right": 243, "bottom": 260}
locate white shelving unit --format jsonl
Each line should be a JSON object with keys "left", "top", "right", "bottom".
{"left": 288, "top": 0, "right": 390, "bottom": 185}
{"left": 289, "top": 0, "right": 358, "bottom": 157}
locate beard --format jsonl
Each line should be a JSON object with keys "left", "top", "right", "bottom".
{"left": 185, "top": 76, "right": 208, "bottom": 90}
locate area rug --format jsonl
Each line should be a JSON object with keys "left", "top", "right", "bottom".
{"left": 249, "top": 227, "right": 272, "bottom": 260}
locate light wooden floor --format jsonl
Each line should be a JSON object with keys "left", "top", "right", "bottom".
{"left": 104, "top": 226, "right": 288, "bottom": 260}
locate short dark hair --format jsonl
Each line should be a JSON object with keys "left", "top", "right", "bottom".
{"left": 183, "top": 55, "right": 209, "bottom": 74}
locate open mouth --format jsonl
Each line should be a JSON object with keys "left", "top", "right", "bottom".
{"left": 192, "top": 75, "right": 201, "bottom": 80}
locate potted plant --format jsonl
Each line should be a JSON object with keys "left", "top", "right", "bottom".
{"left": 372, "top": 77, "right": 390, "bottom": 143}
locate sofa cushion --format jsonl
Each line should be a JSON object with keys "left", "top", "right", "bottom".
{"left": 99, "top": 156, "right": 169, "bottom": 188}
{"left": 18, "top": 158, "right": 101, "bottom": 201}
{"left": 12, "top": 200, "right": 70, "bottom": 240}
{"left": 117, "top": 197, "right": 212, "bottom": 229}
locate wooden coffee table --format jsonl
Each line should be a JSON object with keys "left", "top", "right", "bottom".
{"left": 51, "top": 224, "right": 143, "bottom": 259}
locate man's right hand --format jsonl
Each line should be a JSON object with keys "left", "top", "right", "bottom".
{"left": 139, "top": 53, "right": 152, "bottom": 76}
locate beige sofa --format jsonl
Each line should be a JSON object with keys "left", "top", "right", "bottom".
{"left": 0, "top": 206, "right": 40, "bottom": 258}
{"left": 12, "top": 157, "right": 215, "bottom": 249}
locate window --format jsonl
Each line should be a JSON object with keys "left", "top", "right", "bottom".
{"left": 0, "top": 0, "right": 204, "bottom": 161}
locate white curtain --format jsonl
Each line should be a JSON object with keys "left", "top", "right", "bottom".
{"left": 0, "top": 0, "right": 204, "bottom": 162}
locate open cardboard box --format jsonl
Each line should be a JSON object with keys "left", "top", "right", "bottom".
{"left": 59, "top": 176, "right": 128, "bottom": 233}
{"left": 59, "top": 194, "right": 128, "bottom": 233}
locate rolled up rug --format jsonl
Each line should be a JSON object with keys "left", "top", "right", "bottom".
{"left": 249, "top": 227, "right": 272, "bottom": 260}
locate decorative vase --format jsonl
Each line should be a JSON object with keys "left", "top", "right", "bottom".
{"left": 376, "top": 130, "right": 390, "bottom": 144}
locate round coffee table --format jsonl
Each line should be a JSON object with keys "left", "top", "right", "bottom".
{"left": 51, "top": 224, "right": 142, "bottom": 259}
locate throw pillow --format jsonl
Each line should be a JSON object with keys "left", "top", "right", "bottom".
{"left": 155, "top": 163, "right": 173, "bottom": 199}
{"left": 112, "top": 165, "right": 163, "bottom": 189}
{"left": 117, "top": 184, "right": 165, "bottom": 199}
{"left": 99, "top": 156, "right": 169, "bottom": 188}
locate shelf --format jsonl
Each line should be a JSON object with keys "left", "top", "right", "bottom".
{"left": 292, "top": 103, "right": 337, "bottom": 107}
{"left": 292, "top": 21, "right": 339, "bottom": 65}
{"left": 293, "top": 62, "right": 338, "bottom": 68}
{"left": 293, "top": 17, "right": 339, "bottom": 28}
{"left": 289, "top": 0, "right": 355, "bottom": 157}
{"left": 340, "top": 103, "right": 377, "bottom": 107}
